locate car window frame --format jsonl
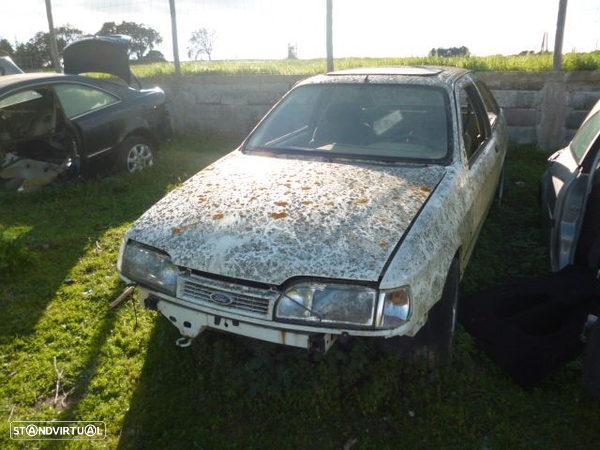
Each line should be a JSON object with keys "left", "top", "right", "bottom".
{"left": 0, "top": 79, "right": 122, "bottom": 117}
{"left": 455, "top": 81, "right": 492, "bottom": 167}
{"left": 570, "top": 110, "right": 600, "bottom": 169}
{"left": 579, "top": 129, "right": 600, "bottom": 174}
{"left": 474, "top": 80, "right": 500, "bottom": 129}
{"left": 242, "top": 82, "right": 455, "bottom": 166}
{"left": 0, "top": 85, "right": 60, "bottom": 141}
{"left": 52, "top": 81, "right": 121, "bottom": 120}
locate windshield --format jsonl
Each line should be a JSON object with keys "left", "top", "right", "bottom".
{"left": 245, "top": 84, "right": 451, "bottom": 162}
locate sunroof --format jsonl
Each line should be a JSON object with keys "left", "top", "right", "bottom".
{"left": 329, "top": 67, "right": 443, "bottom": 76}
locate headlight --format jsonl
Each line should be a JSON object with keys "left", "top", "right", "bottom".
{"left": 377, "top": 287, "right": 411, "bottom": 328}
{"left": 275, "top": 282, "right": 376, "bottom": 327}
{"left": 118, "top": 240, "right": 178, "bottom": 295}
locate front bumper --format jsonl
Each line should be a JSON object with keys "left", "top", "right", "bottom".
{"left": 134, "top": 277, "right": 415, "bottom": 351}
{"left": 153, "top": 294, "right": 337, "bottom": 352}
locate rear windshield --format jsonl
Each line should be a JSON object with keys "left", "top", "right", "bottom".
{"left": 244, "top": 84, "right": 451, "bottom": 163}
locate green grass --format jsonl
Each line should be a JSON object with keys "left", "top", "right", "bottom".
{"left": 127, "top": 52, "right": 600, "bottom": 78}
{"left": 1, "top": 140, "right": 599, "bottom": 449}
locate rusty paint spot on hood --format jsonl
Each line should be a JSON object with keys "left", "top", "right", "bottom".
{"left": 270, "top": 211, "right": 289, "bottom": 220}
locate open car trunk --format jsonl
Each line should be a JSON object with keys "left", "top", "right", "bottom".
{"left": 0, "top": 87, "right": 79, "bottom": 191}
{"left": 63, "top": 35, "right": 133, "bottom": 85}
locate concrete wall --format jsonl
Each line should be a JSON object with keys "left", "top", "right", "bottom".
{"left": 156, "top": 71, "right": 600, "bottom": 152}
{"left": 477, "top": 71, "right": 600, "bottom": 151}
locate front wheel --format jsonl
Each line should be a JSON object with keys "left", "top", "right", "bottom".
{"left": 413, "top": 258, "right": 460, "bottom": 367}
{"left": 378, "top": 258, "right": 460, "bottom": 369}
{"left": 118, "top": 136, "right": 154, "bottom": 173}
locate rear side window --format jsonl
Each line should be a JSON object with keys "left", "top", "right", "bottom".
{"left": 54, "top": 83, "right": 119, "bottom": 118}
{"left": 475, "top": 81, "right": 500, "bottom": 127}
{"left": 458, "top": 84, "right": 490, "bottom": 160}
{"left": 571, "top": 111, "right": 600, "bottom": 164}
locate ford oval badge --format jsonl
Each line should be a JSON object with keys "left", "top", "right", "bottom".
{"left": 209, "top": 292, "right": 234, "bottom": 306}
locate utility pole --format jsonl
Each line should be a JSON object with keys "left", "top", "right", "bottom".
{"left": 169, "top": 0, "right": 182, "bottom": 77}
{"left": 553, "top": 0, "right": 568, "bottom": 71}
{"left": 44, "top": 0, "right": 61, "bottom": 72}
{"left": 326, "top": 0, "right": 333, "bottom": 72}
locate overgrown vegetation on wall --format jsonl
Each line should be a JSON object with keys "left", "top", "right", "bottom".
{"left": 129, "top": 52, "right": 600, "bottom": 78}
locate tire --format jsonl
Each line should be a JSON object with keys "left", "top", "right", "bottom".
{"left": 375, "top": 259, "right": 460, "bottom": 369}
{"left": 118, "top": 136, "right": 155, "bottom": 173}
{"left": 583, "top": 319, "right": 600, "bottom": 398}
{"left": 424, "top": 258, "right": 460, "bottom": 367}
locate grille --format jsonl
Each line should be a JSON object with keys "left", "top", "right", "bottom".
{"left": 180, "top": 276, "right": 275, "bottom": 317}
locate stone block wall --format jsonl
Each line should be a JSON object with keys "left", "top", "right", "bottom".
{"left": 478, "top": 71, "right": 600, "bottom": 151}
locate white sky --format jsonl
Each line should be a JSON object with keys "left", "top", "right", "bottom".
{"left": 1, "top": 0, "right": 599, "bottom": 60}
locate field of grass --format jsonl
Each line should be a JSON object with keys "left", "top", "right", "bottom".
{"left": 1, "top": 139, "right": 599, "bottom": 449}
{"left": 129, "top": 52, "right": 600, "bottom": 78}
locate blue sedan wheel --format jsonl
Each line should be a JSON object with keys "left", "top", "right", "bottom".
{"left": 120, "top": 136, "right": 154, "bottom": 173}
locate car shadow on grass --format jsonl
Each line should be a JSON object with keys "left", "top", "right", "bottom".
{"left": 0, "top": 141, "right": 227, "bottom": 341}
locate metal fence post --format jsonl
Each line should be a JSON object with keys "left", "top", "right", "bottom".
{"left": 169, "top": 0, "right": 182, "bottom": 77}
{"left": 553, "top": 0, "right": 568, "bottom": 71}
{"left": 326, "top": 0, "right": 333, "bottom": 72}
{"left": 45, "top": 0, "right": 61, "bottom": 72}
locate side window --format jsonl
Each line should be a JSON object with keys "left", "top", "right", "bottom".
{"left": 0, "top": 88, "right": 55, "bottom": 139}
{"left": 571, "top": 111, "right": 600, "bottom": 164}
{"left": 458, "top": 84, "right": 490, "bottom": 161}
{"left": 475, "top": 81, "right": 499, "bottom": 127}
{"left": 54, "top": 84, "right": 119, "bottom": 119}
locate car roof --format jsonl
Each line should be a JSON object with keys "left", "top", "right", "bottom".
{"left": 0, "top": 72, "right": 130, "bottom": 96}
{"left": 0, "top": 73, "right": 71, "bottom": 91}
{"left": 297, "top": 65, "right": 471, "bottom": 88}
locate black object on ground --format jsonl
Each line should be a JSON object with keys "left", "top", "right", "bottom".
{"left": 459, "top": 266, "right": 600, "bottom": 388}
{"left": 583, "top": 317, "right": 600, "bottom": 398}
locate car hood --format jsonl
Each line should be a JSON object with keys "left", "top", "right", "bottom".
{"left": 127, "top": 151, "right": 446, "bottom": 285}
{"left": 63, "top": 35, "right": 132, "bottom": 84}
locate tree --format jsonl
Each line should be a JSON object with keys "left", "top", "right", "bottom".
{"left": 0, "top": 38, "right": 14, "bottom": 57}
{"left": 13, "top": 25, "right": 82, "bottom": 69}
{"left": 187, "top": 28, "right": 216, "bottom": 61}
{"left": 97, "top": 21, "right": 162, "bottom": 60}
{"left": 428, "top": 46, "right": 471, "bottom": 57}
{"left": 13, "top": 42, "right": 46, "bottom": 69}
{"left": 140, "top": 50, "right": 166, "bottom": 63}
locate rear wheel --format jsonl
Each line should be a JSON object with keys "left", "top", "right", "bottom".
{"left": 118, "top": 136, "right": 154, "bottom": 173}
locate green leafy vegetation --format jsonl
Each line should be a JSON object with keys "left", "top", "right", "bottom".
{"left": 0, "top": 140, "right": 598, "bottom": 449}
{"left": 126, "top": 52, "right": 600, "bottom": 78}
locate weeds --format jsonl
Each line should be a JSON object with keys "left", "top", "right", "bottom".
{"left": 122, "top": 52, "right": 600, "bottom": 79}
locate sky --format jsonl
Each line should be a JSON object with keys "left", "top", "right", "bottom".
{"left": 1, "top": 0, "right": 599, "bottom": 61}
